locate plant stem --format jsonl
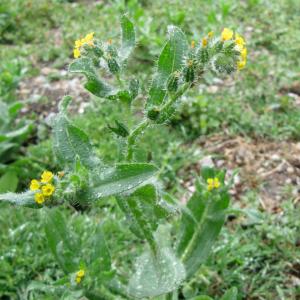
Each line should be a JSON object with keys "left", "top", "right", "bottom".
{"left": 126, "top": 83, "right": 190, "bottom": 162}
{"left": 126, "top": 119, "right": 150, "bottom": 161}
{"left": 159, "top": 83, "right": 191, "bottom": 119}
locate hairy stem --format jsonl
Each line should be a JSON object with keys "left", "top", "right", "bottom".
{"left": 126, "top": 119, "right": 150, "bottom": 161}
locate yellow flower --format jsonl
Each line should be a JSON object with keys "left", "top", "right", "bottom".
{"left": 241, "top": 47, "right": 247, "bottom": 60}
{"left": 30, "top": 179, "right": 40, "bottom": 191}
{"left": 35, "top": 193, "right": 45, "bottom": 204}
{"left": 74, "top": 39, "right": 82, "bottom": 48}
{"left": 235, "top": 33, "right": 245, "bottom": 47}
{"left": 74, "top": 48, "right": 81, "bottom": 59}
{"left": 213, "top": 177, "right": 220, "bottom": 189}
{"left": 237, "top": 59, "right": 246, "bottom": 70}
{"left": 191, "top": 40, "right": 195, "bottom": 48}
{"left": 76, "top": 276, "right": 82, "bottom": 284}
{"left": 73, "top": 32, "right": 95, "bottom": 59}
{"left": 85, "top": 32, "right": 94, "bottom": 44}
{"left": 207, "top": 177, "right": 221, "bottom": 191}
{"left": 42, "top": 184, "right": 55, "bottom": 196}
{"left": 221, "top": 28, "right": 233, "bottom": 41}
{"left": 76, "top": 269, "right": 85, "bottom": 277}
{"left": 75, "top": 269, "right": 85, "bottom": 284}
{"left": 41, "top": 171, "right": 54, "bottom": 183}
{"left": 202, "top": 37, "right": 208, "bottom": 47}
{"left": 208, "top": 31, "right": 214, "bottom": 38}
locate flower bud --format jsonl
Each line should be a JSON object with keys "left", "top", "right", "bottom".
{"left": 147, "top": 107, "right": 160, "bottom": 120}
{"left": 198, "top": 48, "right": 209, "bottom": 64}
{"left": 167, "top": 71, "right": 180, "bottom": 92}
{"left": 107, "top": 58, "right": 120, "bottom": 74}
{"left": 183, "top": 60, "right": 195, "bottom": 83}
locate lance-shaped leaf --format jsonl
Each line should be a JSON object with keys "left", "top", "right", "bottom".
{"left": 44, "top": 209, "right": 80, "bottom": 273}
{"left": 146, "top": 26, "right": 188, "bottom": 109}
{"left": 69, "top": 57, "right": 116, "bottom": 98}
{"left": 52, "top": 98, "right": 101, "bottom": 170}
{"left": 177, "top": 168, "right": 230, "bottom": 278}
{"left": 88, "top": 163, "right": 158, "bottom": 200}
{"left": 0, "top": 191, "right": 35, "bottom": 207}
{"left": 120, "top": 15, "right": 135, "bottom": 60}
{"left": 116, "top": 184, "right": 169, "bottom": 253}
{"left": 128, "top": 226, "right": 186, "bottom": 299}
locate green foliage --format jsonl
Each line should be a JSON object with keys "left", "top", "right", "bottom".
{"left": 146, "top": 26, "right": 188, "bottom": 109}
{"left": 0, "top": 100, "right": 33, "bottom": 191}
{"left": 52, "top": 96, "right": 101, "bottom": 170}
{"left": 0, "top": 15, "right": 241, "bottom": 299}
{"left": 177, "top": 169, "right": 229, "bottom": 278}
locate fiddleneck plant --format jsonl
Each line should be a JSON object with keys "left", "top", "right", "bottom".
{"left": 0, "top": 16, "right": 247, "bottom": 300}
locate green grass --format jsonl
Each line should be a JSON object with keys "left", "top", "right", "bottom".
{"left": 1, "top": 0, "right": 300, "bottom": 299}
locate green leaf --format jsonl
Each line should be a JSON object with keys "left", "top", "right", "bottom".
{"left": 117, "top": 184, "right": 168, "bottom": 253}
{"left": 189, "top": 297, "right": 213, "bottom": 300}
{"left": 146, "top": 26, "right": 188, "bottom": 109}
{"left": 52, "top": 101, "right": 101, "bottom": 170}
{"left": 220, "top": 287, "right": 238, "bottom": 300}
{"left": 5, "top": 124, "right": 31, "bottom": 139}
{"left": 0, "top": 191, "right": 35, "bottom": 207}
{"left": 88, "top": 163, "right": 158, "bottom": 200}
{"left": 89, "top": 224, "right": 111, "bottom": 277}
{"left": 108, "top": 120, "right": 129, "bottom": 137}
{"left": 177, "top": 169, "right": 230, "bottom": 278}
{"left": 0, "top": 171, "right": 18, "bottom": 193}
{"left": 69, "top": 57, "right": 115, "bottom": 98}
{"left": 120, "top": 15, "right": 135, "bottom": 60}
{"left": 44, "top": 209, "right": 80, "bottom": 273}
{"left": 128, "top": 226, "right": 186, "bottom": 299}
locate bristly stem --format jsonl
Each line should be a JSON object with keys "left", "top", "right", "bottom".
{"left": 126, "top": 83, "right": 190, "bottom": 162}
{"left": 126, "top": 119, "right": 150, "bottom": 162}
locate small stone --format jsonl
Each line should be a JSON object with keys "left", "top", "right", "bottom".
{"left": 271, "top": 154, "right": 281, "bottom": 161}
{"left": 199, "top": 155, "right": 214, "bottom": 168}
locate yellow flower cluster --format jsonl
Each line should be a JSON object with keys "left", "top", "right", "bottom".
{"left": 207, "top": 177, "right": 221, "bottom": 191}
{"left": 202, "top": 31, "right": 214, "bottom": 47}
{"left": 29, "top": 171, "right": 55, "bottom": 204}
{"left": 235, "top": 33, "right": 247, "bottom": 70}
{"left": 221, "top": 28, "right": 247, "bottom": 70}
{"left": 73, "top": 32, "right": 95, "bottom": 59}
{"left": 75, "top": 269, "right": 85, "bottom": 284}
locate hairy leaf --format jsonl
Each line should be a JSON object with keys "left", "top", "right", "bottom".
{"left": 116, "top": 184, "right": 168, "bottom": 253}
{"left": 88, "top": 163, "right": 158, "bottom": 200}
{"left": 69, "top": 57, "right": 115, "bottom": 98}
{"left": 120, "top": 15, "right": 135, "bottom": 60}
{"left": 128, "top": 226, "right": 186, "bottom": 298}
{"left": 0, "top": 190, "right": 35, "bottom": 207}
{"left": 146, "top": 26, "right": 188, "bottom": 109}
{"left": 52, "top": 100, "right": 101, "bottom": 170}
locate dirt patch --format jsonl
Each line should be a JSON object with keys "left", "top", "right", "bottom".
{"left": 18, "top": 66, "right": 90, "bottom": 119}
{"left": 182, "top": 135, "right": 300, "bottom": 212}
